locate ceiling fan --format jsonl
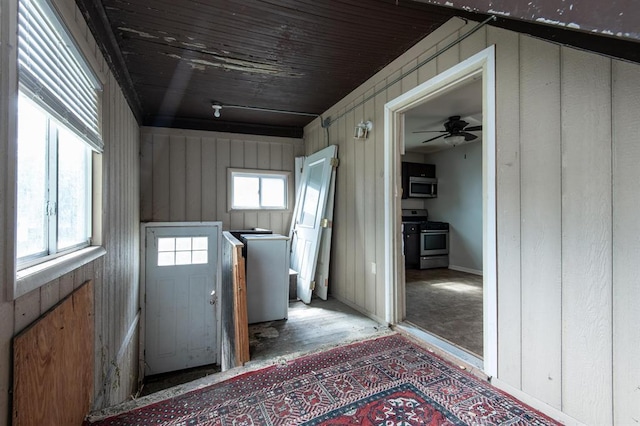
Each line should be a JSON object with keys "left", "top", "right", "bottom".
{"left": 414, "top": 115, "right": 482, "bottom": 144}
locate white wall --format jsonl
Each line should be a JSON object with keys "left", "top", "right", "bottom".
{"left": 1, "top": 0, "right": 141, "bottom": 418}
{"left": 303, "top": 18, "right": 640, "bottom": 425}
{"left": 423, "top": 141, "right": 482, "bottom": 272}
{"left": 140, "top": 127, "right": 304, "bottom": 235}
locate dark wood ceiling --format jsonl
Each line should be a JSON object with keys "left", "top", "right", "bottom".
{"left": 76, "top": 0, "right": 640, "bottom": 137}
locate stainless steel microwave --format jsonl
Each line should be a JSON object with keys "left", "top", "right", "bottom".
{"left": 408, "top": 176, "right": 437, "bottom": 198}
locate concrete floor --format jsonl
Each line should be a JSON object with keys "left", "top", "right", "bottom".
{"left": 248, "top": 296, "right": 389, "bottom": 363}
{"left": 137, "top": 296, "right": 389, "bottom": 398}
{"left": 140, "top": 364, "right": 220, "bottom": 397}
{"left": 405, "top": 268, "right": 483, "bottom": 357}
{"left": 137, "top": 273, "right": 483, "bottom": 399}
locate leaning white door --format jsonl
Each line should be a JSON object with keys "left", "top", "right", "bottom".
{"left": 290, "top": 145, "right": 337, "bottom": 304}
{"left": 313, "top": 167, "right": 337, "bottom": 301}
{"left": 145, "top": 224, "right": 219, "bottom": 375}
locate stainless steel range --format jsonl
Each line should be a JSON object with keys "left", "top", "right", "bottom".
{"left": 401, "top": 209, "right": 449, "bottom": 269}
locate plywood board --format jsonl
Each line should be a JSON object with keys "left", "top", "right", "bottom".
{"left": 13, "top": 281, "right": 94, "bottom": 426}
{"left": 519, "top": 35, "right": 562, "bottom": 407}
{"left": 169, "top": 136, "right": 186, "bottom": 221}
{"left": 363, "top": 88, "right": 377, "bottom": 315}
{"left": 232, "top": 246, "right": 249, "bottom": 365}
{"left": 185, "top": 136, "right": 202, "bottom": 221}
{"left": 151, "top": 134, "right": 170, "bottom": 220}
{"left": 611, "top": 59, "right": 640, "bottom": 426}
{"left": 221, "top": 233, "right": 249, "bottom": 370}
{"left": 488, "top": 27, "right": 522, "bottom": 387}
{"left": 353, "top": 97, "right": 366, "bottom": 308}
{"left": 560, "top": 47, "right": 612, "bottom": 425}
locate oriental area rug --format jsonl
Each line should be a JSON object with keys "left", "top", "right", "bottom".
{"left": 89, "top": 334, "right": 559, "bottom": 425}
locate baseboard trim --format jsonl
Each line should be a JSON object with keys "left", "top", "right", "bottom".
{"left": 448, "top": 265, "right": 483, "bottom": 275}
{"left": 330, "top": 294, "right": 386, "bottom": 325}
{"left": 491, "top": 378, "right": 585, "bottom": 426}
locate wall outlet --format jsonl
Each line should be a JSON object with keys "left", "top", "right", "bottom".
{"left": 371, "top": 262, "right": 376, "bottom": 274}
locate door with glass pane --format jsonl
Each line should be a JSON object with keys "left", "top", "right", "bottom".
{"left": 144, "top": 223, "right": 220, "bottom": 375}
{"left": 290, "top": 145, "right": 337, "bottom": 304}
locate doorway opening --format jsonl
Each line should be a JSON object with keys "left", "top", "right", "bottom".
{"left": 384, "top": 46, "right": 497, "bottom": 376}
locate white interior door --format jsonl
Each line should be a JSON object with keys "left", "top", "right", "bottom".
{"left": 313, "top": 163, "right": 337, "bottom": 300}
{"left": 290, "top": 145, "right": 337, "bottom": 304}
{"left": 144, "top": 224, "right": 219, "bottom": 375}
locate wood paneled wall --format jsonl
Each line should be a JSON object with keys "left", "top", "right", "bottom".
{"left": 140, "top": 127, "right": 304, "bottom": 235}
{"left": 95, "top": 69, "right": 141, "bottom": 409}
{"left": 304, "top": 18, "right": 640, "bottom": 424}
{"left": 0, "top": 0, "right": 16, "bottom": 420}
{"left": 1, "top": 0, "right": 141, "bottom": 420}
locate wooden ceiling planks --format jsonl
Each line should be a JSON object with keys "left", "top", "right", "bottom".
{"left": 78, "top": 0, "right": 465, "bottom": 134}
{"left": 76, "top": 0, "right": 640, "bottom": 136}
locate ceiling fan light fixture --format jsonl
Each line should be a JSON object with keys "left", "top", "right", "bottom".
{"left": 444, "top": 134, "right": 465, "bottom": 146}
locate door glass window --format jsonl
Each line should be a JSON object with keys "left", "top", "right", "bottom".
{"left": 157, "top": 237, "right": 208, "bottom": 266}
{"left": 300, "top": 162, "right": 323, "bottom": 227}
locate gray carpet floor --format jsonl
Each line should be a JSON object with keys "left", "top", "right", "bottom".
{"left": 405, "top": 268, "right": 483, "bottom": 357}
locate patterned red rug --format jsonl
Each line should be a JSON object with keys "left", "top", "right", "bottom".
{"left": 89, "top": 334, "right": 559, "bottom": 425}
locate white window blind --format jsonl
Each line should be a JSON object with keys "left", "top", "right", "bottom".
{"left": 18, "top": 0, "right": 103, "bottom": 151}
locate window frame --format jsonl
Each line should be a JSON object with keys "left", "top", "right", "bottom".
{"left": 5, "top": 0, "right": 107, "bottom": 300}
{"left": 228, "top": 168, "right": 292, "bottom": 212}
{"left": 16, "top": 94, "right": 93, "bottom": 270}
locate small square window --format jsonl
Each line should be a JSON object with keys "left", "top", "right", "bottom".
{"left": 192, "top": 237, "right": 208, "bottom": 250}
{"left": 158, "top": 238, "right": 175, "bottom": 252}
{"left": 229, "top": 169, "right": 290, "bottom": 210}
{"left": 192, "top": 251, "right": 208, "bottom": 264}
{"left": 175, "top": 237, "right": 192, "bottom": 251}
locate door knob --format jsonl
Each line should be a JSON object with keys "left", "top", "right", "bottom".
{"left": 209, "top": 290, "right": 217, "bottom": 305}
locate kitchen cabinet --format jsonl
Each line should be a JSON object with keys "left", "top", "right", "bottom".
{"left": 403, "top": 223, "right": 421, "bottom": 269}
{"left": 401, "top": 162, "right": 436, "bottom": 199}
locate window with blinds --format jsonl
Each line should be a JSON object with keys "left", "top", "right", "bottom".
{"left": 16, "top": 0, "right": 101, "bottom": 268}
{"left": 18, "top": 0, "right": 102, "bottom": 151}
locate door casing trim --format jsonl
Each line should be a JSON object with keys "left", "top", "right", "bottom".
{"left": 383, "top": 46, "right": 497, "bottom": 377}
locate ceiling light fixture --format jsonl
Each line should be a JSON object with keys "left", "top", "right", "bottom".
{"left": 444, "top": 135, "right": 465, "bottom": 146}
{"left": 211, "top": 102, "right": 320, "bottom": 120}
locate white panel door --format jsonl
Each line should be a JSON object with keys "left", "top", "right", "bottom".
{"left": 290, "top": 145, "right": 337, "bottom": 304}
{"left": 145, "top": 224, "right": 219, "bottom": 375}
{"left": 313, "top": 165, "right": 337, "bottom": 300}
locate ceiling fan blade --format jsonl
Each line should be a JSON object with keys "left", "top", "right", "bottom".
{"left": 412, "top": 130, "right": 447, "bottom": 134}
{"left": 461, "top": 132, "right": 478, "bottom": 141}
{"left": 422, "top": 134, "right": 447, "bottom": 143}
{"left": 464, "top": 125, "right": 482, "bottom": 131}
